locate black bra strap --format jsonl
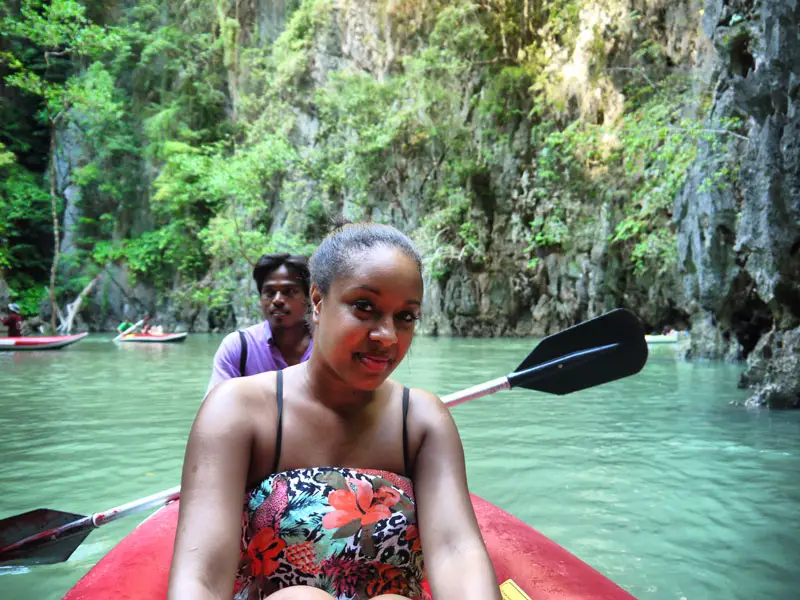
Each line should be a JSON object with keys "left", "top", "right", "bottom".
{"left": 273, "top": 370, "right": 284, "bottom": 474}
{"left": 402, "top": 387, "right": 410, "bottom": 476}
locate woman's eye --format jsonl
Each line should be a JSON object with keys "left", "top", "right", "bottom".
{"left": 397, "top": 312, "right": 420, "bottom": 324}
{"left": 354, "top": 300, "right": 373, "bottom": 313}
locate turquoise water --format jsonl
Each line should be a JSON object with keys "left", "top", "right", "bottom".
{"left": 1, "top": 335, "right": 799, "bottom": 599}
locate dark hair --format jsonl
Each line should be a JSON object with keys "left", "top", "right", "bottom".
{"left": 309, "top": 220, "right": 422, "bottom": 294}
{"left": 252, "top": 254, "right": 311, "bottom": 296}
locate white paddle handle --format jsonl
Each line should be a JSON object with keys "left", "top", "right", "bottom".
{"left": 92, "top": 486, "right": 181, "bottom": 527}
{"left": 441, "top": 376, "right": 510, "bottom": 408}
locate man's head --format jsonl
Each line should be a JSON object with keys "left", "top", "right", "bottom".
{"left": 253, "top": 254, "right": 311, "bottom": 332}
{"left": 8, "top": 303, "right": 20, "bottom": 315}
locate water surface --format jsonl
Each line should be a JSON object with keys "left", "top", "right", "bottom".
{"left": 1, "top": 335, "right": 799, "bottom": 599}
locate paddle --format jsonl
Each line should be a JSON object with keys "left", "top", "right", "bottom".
{"left": 442, "top": 307, "right": 647, "bottom": 407}
{"left": 0, "top": 487, "right": 180, "bottom": 567}
{"left": 112, "top": 319, "right": 144, "bottom": 342}
{"left": 0, "top": 308, "right": 647, "bottom": 567}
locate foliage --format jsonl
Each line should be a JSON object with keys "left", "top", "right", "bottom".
{"left": 0, "top": 0, "right": 740, "bottom": 325}
{"left": 521, "top": 70, "right": 740, "bottom": 279}
{"left": 609, "top": 76, "right": 740, "bottom": 277}
{"left": 0, "top": 165, "right": 52, "bottom": 278}
{"left": 8, "top": 285, "right": 48, "bottom": 317}
{"left": 0, "top": 142, "right": 14, "bottom": 167}
{"left": 1, "top": 0, "right": 122, "bottom": 120}
{"left": 1, "top": 0, "right": 124, "bottom": 325}
{"left": 305, "top": 2, "right": 493, "bottom": 279}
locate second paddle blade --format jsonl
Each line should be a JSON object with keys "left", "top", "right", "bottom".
{"left": 514, "top": 308, "right": 648, "bottom": 395}
{"left": 0, "top": 508, "right": 91, "bottom": 566}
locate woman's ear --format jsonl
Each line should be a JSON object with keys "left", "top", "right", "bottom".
{"left": 310, "top": 284, "right": 323, "bottom": 325}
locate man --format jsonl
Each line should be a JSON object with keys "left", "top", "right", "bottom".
{"left": 205, "top": 254, "right": 312, "bottom": 396}
{"left": 2, "top": 303, "right": 23, "bottom": 337}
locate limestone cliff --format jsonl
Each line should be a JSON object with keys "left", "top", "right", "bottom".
{"left": 257, "top": 0, "right": 713, "bottom": 338}
{"left": 32, "top": 0, "right": 798, "bottom": 407}
{"left": 675, "top": 0, "right": 800, "bottom": 407}
{"left": 258, "top": 0, "right": 798, "bottom": 406}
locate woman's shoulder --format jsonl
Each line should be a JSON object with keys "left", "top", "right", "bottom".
{"left": 199, "top": 371, "right": 280, "bottom": 428}
{"left": 393, "top": 382, "right": 451, "bottom": 426}
{"left": 406, "top": 385, "right": 441, "bottom": 407}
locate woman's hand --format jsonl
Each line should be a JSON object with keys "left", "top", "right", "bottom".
{"left": 167, "top": 380, "right": 256, "bottom": 600}
{"left": 411, "top": 390, "right": 502, "bottom": 600}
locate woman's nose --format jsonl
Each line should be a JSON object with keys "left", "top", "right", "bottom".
{"left": 369, "top": 316, "right": 397, "bottom": 345}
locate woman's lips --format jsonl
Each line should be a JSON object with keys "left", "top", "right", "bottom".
{"left": 355, "top": 353, "right": 392, "bottom": 374}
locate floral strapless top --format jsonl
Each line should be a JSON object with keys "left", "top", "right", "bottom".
{"left": 233, "top": 467, "right": 430, "bottom": 600}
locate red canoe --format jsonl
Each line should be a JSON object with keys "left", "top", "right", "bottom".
{"left": 64, "top": 495, "right": 635, "bottom": 600}
{"left": 0, "top": 332, "right": 88, "bottom": 351}
{"left": 117, "top": 332, "right": 188, "bottom": 344}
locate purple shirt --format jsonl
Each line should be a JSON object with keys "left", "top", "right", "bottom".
{"left": 205, "top": 321, "right": 312, "bottom": 397}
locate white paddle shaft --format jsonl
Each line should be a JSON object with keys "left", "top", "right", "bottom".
{"left": 441, "top": 376, "right": 510, "bottom": 408}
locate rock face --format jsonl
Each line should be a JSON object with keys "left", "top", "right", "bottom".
{"left": 256, "top": 0, "right": 292, "bottom": 44}
{"left": 277, "top": 0, "right": 709, "bottom": 338}
{"left": 284, "top": 0, "right": 798, "bottom": 406}
{"left": 54, "top": 120, "right": 86, "bottom": 257}
{"left": 39, "top": 0, "right": 798, "bottom": 406}
{"left": 0, "top": 278, "right": 10, "bottom": 310}
{"left": 675, "top": 0, "right": 800, "bottom": 406}
{"left": 739, "top": 328, "right": 800, "bottom": 408}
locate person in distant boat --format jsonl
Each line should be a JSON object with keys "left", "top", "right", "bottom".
{"left": 169, "top": 221, "right": 501, "bottom": 600}
{"left": 141, "top": 315, "right": 153, "bottom": 335}
{"left": 117, "top": 320, "right": 133, "bottom": 333}
{"left": 2, "top": 303, "right": 23, "bottom": 337}
{"left": 205, "top": 253, "right": 313, "bottom": 397}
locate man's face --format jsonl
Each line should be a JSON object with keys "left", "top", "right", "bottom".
{"left": 260, "top": 264, "right": 309, "bottom": 331}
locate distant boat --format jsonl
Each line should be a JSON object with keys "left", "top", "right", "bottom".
{"left": 645, "top": 331, "right": 687, "bottom": 344}
{"left": 0, "top": 332, "right": 88, "bottom": 351}
{"left": 117, "top": 332, "right": 188, "bottom": 344}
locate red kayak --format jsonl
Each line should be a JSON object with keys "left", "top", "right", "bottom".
{"left": 64, "top": 494, "right": 634, "bottom": 600}
{"left": 117, "top": 332, "right": 187, "bottom": 344}
{"left": 0, "top": 332, "right": 88, "bottom": 351}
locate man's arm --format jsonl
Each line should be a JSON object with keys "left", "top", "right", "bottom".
{"left": 205, "top": 333, "right": 243, "bottom": 398}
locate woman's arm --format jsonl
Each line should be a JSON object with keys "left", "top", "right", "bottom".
{"left": 412, "top": 390, "right": 502, "bottom": 600}
{"left": 167, "top": 381, "right": 255, "bottom": 600}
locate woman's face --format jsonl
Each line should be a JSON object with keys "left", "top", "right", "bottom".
{"left": 311, "top": 245, "right": 423, "bottom": 390}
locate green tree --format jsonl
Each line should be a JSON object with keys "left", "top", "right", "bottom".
{"left": 1, "top": 0, "right": 121, "bottom": 329}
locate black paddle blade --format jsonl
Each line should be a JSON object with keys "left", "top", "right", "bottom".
{"left": 0, "top": 508, "right": 91, "bottom": 566}
{"left": 509, "top": 308, "right": 648, "bottom": 395}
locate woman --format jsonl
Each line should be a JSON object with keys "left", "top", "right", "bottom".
{"left": 168, "top": 222, "right": 501, "bottom": 600}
